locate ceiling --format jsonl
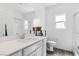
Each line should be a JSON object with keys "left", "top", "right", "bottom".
{"left": 15, "top": 3, "right": 57, "bottom": 13}
{"left": 0, "top": 3, "right": 58, "bottom": 13}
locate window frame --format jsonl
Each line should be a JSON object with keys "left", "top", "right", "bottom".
{"left": 55, "top": 14, "right": 66, "bottom": 29}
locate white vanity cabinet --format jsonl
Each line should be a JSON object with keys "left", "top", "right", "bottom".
{"left": 0, "top": 37, "right": 47, "bottom": 56}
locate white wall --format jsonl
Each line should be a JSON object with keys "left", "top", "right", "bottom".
{"left": 45, "top": 3, "right": 79, "bottom": 51}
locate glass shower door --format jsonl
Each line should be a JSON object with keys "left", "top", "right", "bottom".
{"left": 73, "top": 10, "right": 79, "bottom": 55}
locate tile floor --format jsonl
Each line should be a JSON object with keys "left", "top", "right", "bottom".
{"left": 47, "top": 48, "right": 74, "bottom": 56}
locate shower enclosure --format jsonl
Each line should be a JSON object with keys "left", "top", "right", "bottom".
{"left": 73, "top": 9, "right": 79, "bottom": 56}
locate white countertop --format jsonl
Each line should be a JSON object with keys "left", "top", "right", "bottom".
{"left": 0, "top": 36, "right": 46, "bottom": 56}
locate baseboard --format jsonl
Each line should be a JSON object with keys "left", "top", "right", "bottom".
{"left": 54, "top": 47, "right": 73, "bottom": 53}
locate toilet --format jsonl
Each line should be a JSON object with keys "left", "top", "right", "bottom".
{"left": 47, "top": 40, "right": 56, "bottom": 51}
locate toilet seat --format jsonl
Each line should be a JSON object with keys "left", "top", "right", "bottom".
{"left": 47, "top": 41, "right": 56, "bottom": 44}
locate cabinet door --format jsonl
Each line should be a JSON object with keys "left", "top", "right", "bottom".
{"left": 36, "top": 47, "right": 42, "bottom": 56}
{"left": 29, "top": 47, "right": 42, "bottom": 56}
{"left": 29, "top": 50, "right": 37, "bottom": 56}
{"left": 10, "top": 50, "right": 22, "bottom": 56}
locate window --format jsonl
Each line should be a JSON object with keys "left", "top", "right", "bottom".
{"left": 56, "top": 14, "right": 66, "bottom": 29}
{"left": 33, "top": 19, "right": 40, "bottom": 27}
{"left": 24, "top": 20, "right": 28, "bottom": 30}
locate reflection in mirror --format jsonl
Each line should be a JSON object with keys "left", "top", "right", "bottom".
{"left": 24, "top": 20, "right": 28, "bottom": 30}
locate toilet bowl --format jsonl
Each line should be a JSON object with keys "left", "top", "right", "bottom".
{"left": 47, "top": 41, "right": 56, "bottom": 51}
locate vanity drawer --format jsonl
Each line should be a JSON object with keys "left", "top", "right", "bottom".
{"left": 23, "top": 41, "right": 42, "bottom": 56}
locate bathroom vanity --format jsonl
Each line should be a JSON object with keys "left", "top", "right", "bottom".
{"left": 0, "top": 36, "right": 47, "bottom": 56}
